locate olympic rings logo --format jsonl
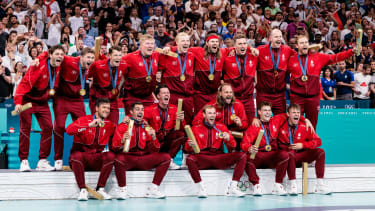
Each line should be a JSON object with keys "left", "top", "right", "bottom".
{"left": 237, "top": 180, "right": 250, "bottom": 192}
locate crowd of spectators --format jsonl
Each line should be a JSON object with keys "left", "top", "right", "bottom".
{"left": 0, "top": 0, "right": 374, "bottom": 107}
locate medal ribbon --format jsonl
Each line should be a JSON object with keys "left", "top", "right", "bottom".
{"left": 235, "top": 54, "right": 247, "bottom": 75}
{"left": 176, "top": 50, "right": 187, "bottom": 76}
{"left": 108, "top": 60, "right": 118, "bottom": 89}
{"left": 288, "top": 124, "right": 299, "bottom": 144}
{"left": 269, "top": 44, "right": 281, "bottom": 71}
{"left": 78, "top": 59, "right": 86, "bottom": 91}
{"left": 297, "top": 53, "right": 309, "bottom": 76}
{"left": 47, "top": 59, "right": 56, "bottom": 89}
{"left": 208, "top": 55, "right": 216, "bottom": 76}
{"left": 260, "top": 123, "right": 271, "bottom": 145}
{"left": 141, "top": 54, "right": 153, "bottom": 78}
{"left": 158, "top": 106, "right": 169, "bottom": 130}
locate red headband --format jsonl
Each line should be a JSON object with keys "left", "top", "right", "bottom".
{"left": 206, "top": 35, "right": 219, "bottom": 42}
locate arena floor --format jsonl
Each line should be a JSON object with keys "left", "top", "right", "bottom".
{"left": 1, "top": 192, "right": 375, "bottom": 211}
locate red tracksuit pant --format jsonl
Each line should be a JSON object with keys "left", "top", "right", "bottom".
{"left": 193, "top": 93, "right": 216, "bottom": 115}
{"left": 159, "top": 131, "right": 186, "bottom": 158}
{"left": 238, "top": 96, "right": 255, "bottom": 121}
{"left": 170, "top": 93, "right": 194, "bottom": 125}
{"left": 53, "top": 97, "right": 86, "bottom": 160}
{"left": 290, "top": 94, "right": 320, "bottom": 129}
{"left": 186, "top": 151, "right": 247, "bottom": 183}
{"left": 245, "top": 151, "right": 289, "bottom": 185}
{"left": 256, "top": 92, "right": 286, "bottom": 115}
{"left": 89, "top": 100, "right": 119, "bottom": 124}
{"left": 114, "top": 152, "right": 171, "bottom": 187}
{"left": 287, "top": 148, "right": 325, "bottom": 180}
{"left": 69, "top": 151, "right": 115, "bottom": 189}
{"left": 19, "top": 102, "right": 53, "bottom": 160}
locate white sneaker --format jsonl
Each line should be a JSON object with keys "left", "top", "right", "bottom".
{"left": 19, "top": 160, "right": 31, "bottom": 172}
{"left": 78, "top": 188, "right": 88, "bottom": 201}
{"left": 169, "top": 159, "right": 180, "bottom": 170}
{"left": 252, "top": 184, "right": 263, "bottom": 196}
{"left": 314, "top": 180, "right": 331, "bottom": 195}
{"left": 54, "top": 160, "right": 63, "bottom": 171}
{"left": 145, "top": 184, "right": 166, "bottom": 199}
{"left": 226, "top": 181, "right": 245, "bottom": 197}
{"left": 180, "top": 153, "right": 188, "bottom": 169}
{"left": 97, "top": 187, "right": 112, "bottom": 200}
{"left": 197, "top": 182, "right": 208, "bottom": 198}
{"left": 118, "top": 186, "right": 129, "bottom": 200}
{"left": 36, "top": 159, "right": 55, "bottom": 171}
{"left": 288, "top": 180, "right": 298, "bottom": 196}
{"left": 272, "top": 183, "right": 287, "bottom": 196}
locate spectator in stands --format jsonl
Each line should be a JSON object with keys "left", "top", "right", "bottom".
{"left": 222, "top": 21, "right": 235, "bottom": 41}
{"left": 334, "top": 61, "right": 355, "bottom": 100}
{"left": 66, "top": 5, "right": 83, "bottom": 34}
{"left": 353, "top": 64, "right": 372, "bottom": 100}
{"left": 78, "top": 27, "right": 95, "bottom": 48}
{"left": 62, "top": 25, "right": 75, "bottom": 45}
{"left": 321, "top": 67, "right": 336, "bottom": 100}
{"left": 155, "top": 23, "right": 172, "bottom": 48}
{"left": 46, "top": 13, "right": 63, "bottom": 47}
{"left": 130, "top": 8, "right": 142, "bottom": 32}
{"left": 100, "top": 22, "right": 114, "bottom": 47}
{"left": 0, "top": 22, "right": 8, "bottom": 57}
{"left": 9, "top": 15, "right": 27, "bottom": 34}
{"left": 11, "top": 61, "right": 24, "bottom": 97}
{"left": 286, "top": 13, "right": 306, "bottom": 41}
{"left": 68, "top": 37, "right": 85, "bottom": 56}
{"left": 42, "top": 0, "right": 60, "bottom": 20}
{"left": 370, "top": 73, "right": 375, "bottom": 108}
{"left": 2, "top": 42, "right": 21, "bottom": 72}
{"left": 0, "top": 58, "right": 11, "bottom": 102}
{"left": 83, "top": 16, "right": 98, "bottom": 38}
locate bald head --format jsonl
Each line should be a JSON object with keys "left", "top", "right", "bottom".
{"left": 269, "top": 29, "right": 283, "bottom": 48}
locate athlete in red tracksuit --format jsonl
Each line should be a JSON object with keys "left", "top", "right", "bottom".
{"left": 288, "top": 35, "right": 357, "bottom": 129}
{"left": 66, "top": 98, "right": 116, "bottom": 200}
{"left": 223, "top": 34, "right": 258, "bottom": 120}
{"left": 143, "top": 85, "right": 185, "bottom": 169}
{"left": 36, "top": 48, "right": 95, "bottom": 168}
{"left": 256, "top": 29, "right": 296, "bottom": 115}
{"left": 185, "top": 105, "right": 246, "bottom": 197}
{"left": 113, "top": 102, "right": 170, "bottom": 199}
{"left": 275, "top": 104, "right": 330, "bottom": 195}
{"left": 241, "top": 101, "right": 289, "bottom": 196}
{"left": 14, "top": 45, "right": 64, "bottom": 172}
{"left": 119, "top": 34, "right": 160, "bottom": 114}
{"left": 188, "top": 34, "right": 231, "bottom": 114}
{"left": 88, "top": 46, "right": 124, "bottom": 124}
{"left": 158, "top": 32, "right": 194, "bottom": 124}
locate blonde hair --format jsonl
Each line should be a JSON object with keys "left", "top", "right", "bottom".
{"left": 296, "top": 35, "right": 309, "bottom": 42}
{"left": 175, "top": 32, "right": 190, "bottom": 42}
{"left": 139, "top": 34, "right": 155, "bottom": 45}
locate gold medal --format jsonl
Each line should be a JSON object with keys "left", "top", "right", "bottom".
{"left": 79, "top": 89, "right": 86, "bottom": 96}
{"left": 112, "top": 89, "right": 117, "bottom": 95}
{"left": 265, "top": 145, "right": 272, "bottom": 152}
{"left": 146, "top": 76, "right": 152, "bottom": 82}
{"left": 145, "top": 125, "right": 152, "bottom": 131}
{"left": 274, "top": 71, "right": 278, "bottom": 77}
{"left": 208, "top": 74, "right": 214, "bottom": 81}
{"left": 218, "top": 132, "right": 224, "bottom": 139}
{"left": 99, "top": 121, "right": 105, "bottom": 128}
{"left": 301, "top": 75, "right": 308, "bottom": 82}
{"left": 230, "top": 114, "right": 237, "bottom": 121}
{"left": 180, "top": 74, "right": 186, "bottom": 81}
{"left": 49, "top": 89, "right": 55, "bottom": 96}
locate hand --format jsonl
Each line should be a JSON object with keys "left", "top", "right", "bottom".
{"left": 228, "top": 49, "right": 235, "bottom": 56}
{"left": 177, "top": 111, "right": 184, "bottom": 121}
{"left": 30, "top": 59, "right": 40, "bottom": 66}
{"left": 233, "top": 116, "right": 242, "bottom": 127}
{"left": 89, "top": 118, "right": 103, "bottom": 127}
{"left": 353, "top": 45, "right": 362, "bottom": 54}
{"left": 289, "top": 143, "right": 303, "bottom": 150}
{"left": 122, "top": 116, "right": 130, "bottom": 124}
{"left": 146, "top": 127, "right": 156, "bottom": 139}
{"left": 250, "top": 47, "right": 259, "bottom": 56}
{"left": 15, "top": 104, "right": 22, "bottom": 113}
{"left": 304, "top": 119, "right": 315, "bottom": 134}
{"left": 222, "top": 132, "right": 230, "bottom": 141}
{"left": 249, "top": 145, "right": 258, "bottom": 154}
{"left": 188, "top": 139, "right": 196, "bottom": 148}
{"left": 251, "top": 118, "right": 261, "bottom": 127}
{"left": 121, "top": 131, "right": 130, "bottom": 144}
{"left": 337, "top": 81, "right": 344, "bottom": 86}
{"left": 353, "top": 90, "right": 361, "bottom": 95}
{"left": 162, "top": 46, "right": 171, "bottom": 55}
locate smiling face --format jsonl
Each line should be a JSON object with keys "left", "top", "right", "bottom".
{"left": 234, "top": 38, "right": 247, "bottom": 56}
{"left": 203, "top": 107, "right": 217, "bottom": 125}
{"left": 157, "top": 87, "right": 170, "bottom": 107}
{"left": 220, "top": 85, "right": 234, "bottom": 104}
{"left": 96, "top": 103, "right": 110, "bottom": 119}
{"left": 270, "top": 29, "right": 283, "bottom": 48}
{"left": 81, "top": 52, "right": 95, "bottom": 69}
{"left": 130, "top": 104, "right": 144, "bottom": 122}
{"left": 297, "top": 36, "right": 309, "bottom": 55}
{"left": 109, "top": 49, "right": 122, "bottom": 67}
{"left": 287, "top": 107, "right": 301, "bottom": 126}
{"left": 140, "top": 39, "right": 155, "bottom": 57}
{"left": 207, "top": 38, "right": 219, "bottom": 54}
{"left": 49, "top": 49, "right": 64, "bottom": 67}
{"left": 176, "top": 34, "right": 190, "bottom": 54}
{"left": 258, "top": 105, "right": 272, "bottom": 122}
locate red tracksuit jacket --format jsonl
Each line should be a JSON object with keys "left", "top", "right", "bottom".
{"left": 222, "top": 51, "right": 257, "bottom": 98}
{"left": 288, "top": 49, "right": 354, "bottom": 97}
{"left": 66, "top": 115, "right": 116, "bottom": 153}
{"left": 158, "top": 49, "right": 194, "bottom": 96}
{"left": 14, "top": 55, "right": 61, "bottom": 105}
{"left": 256, "top": 44, "right": 296, "bottom": 94}
{"left": 184, "top": 122, "right": 236, "bottom": 153}
{"left": 192, "top": 99, "right": 249, "bottom": 131}
{"left": 112, "top": 119, "right": 161, "bottom": 154}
